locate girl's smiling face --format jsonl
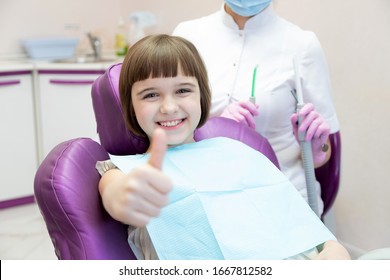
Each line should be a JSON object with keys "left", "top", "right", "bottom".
{"left": 131, "top": 68, "right": 201, "bottom": 147}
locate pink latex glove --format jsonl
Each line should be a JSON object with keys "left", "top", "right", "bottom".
{"left": 290, "top": 103, "right": 330, "bottom": 166}
{"left": 221, "top": 101, "right": 259, "bottom": 129}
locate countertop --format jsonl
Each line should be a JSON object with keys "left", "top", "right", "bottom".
{"left": 0, "top": 59, "right": 34, "bottom": 72}
{"left": 0, "top": 57, "right": 123, "bottom": 72}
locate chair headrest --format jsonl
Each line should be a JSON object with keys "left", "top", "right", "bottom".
{"left": 91, "top": 63, "right": 149, "bottom": 155}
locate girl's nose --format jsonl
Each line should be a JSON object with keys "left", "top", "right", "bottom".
{"left": 160, "top": 96, "right": 179, "bottom": 114}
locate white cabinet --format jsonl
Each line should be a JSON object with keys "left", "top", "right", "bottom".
{"left": 0, "top": 70, "right": 38, "bottom": 203}
{"left": 37, "top": 69, "right": 105, "bottom": 159}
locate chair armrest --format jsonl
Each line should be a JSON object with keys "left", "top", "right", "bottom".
{"left": 34, "top": 138, "right": 136, "bottom": 260}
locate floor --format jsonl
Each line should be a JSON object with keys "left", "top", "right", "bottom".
{"left": 0, "top": 202, "right": 365, "bottom": 260}
{"left": 0, "top": 202, "right": 57, "bottom": 260}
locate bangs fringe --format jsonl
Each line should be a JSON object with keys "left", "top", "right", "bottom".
{"left": 132, "top": 38, "right": 199, "bottom": 82}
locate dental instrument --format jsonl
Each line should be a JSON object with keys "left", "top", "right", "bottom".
{"left": 249, "top": 65, "right": 258, "bottom": 104}
{"left": 292, "top": 56, "right": 319, "bottom": 217}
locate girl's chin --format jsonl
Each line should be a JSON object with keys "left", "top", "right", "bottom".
{"left": 166, "top": 136, "right": 195, "bottom": 147}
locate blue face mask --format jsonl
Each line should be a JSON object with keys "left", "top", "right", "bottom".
{"left": 225, "top": 0, "right": 272, "bottom": 17}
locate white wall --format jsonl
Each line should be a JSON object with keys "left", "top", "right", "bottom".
{"left": 0, "top": 0, "right": 122, "bottom": 57}
{"left": 1, "top": 0, "right": 389, "bottom": 258}
{"left": 273, "top": 0, "right": 390, "bottom": 258}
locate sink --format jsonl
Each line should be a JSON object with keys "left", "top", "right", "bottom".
{"left": 54, "top": 56, "right": 120, "bottom": 64}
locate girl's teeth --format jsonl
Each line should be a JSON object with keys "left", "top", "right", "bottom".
{"left": 160, "top": 120, "right": 182, "bottom": 127}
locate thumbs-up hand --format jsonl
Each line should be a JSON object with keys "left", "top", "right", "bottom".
{"left": 99, "top": 128, "right": 173, "bottom": 227}
{"left": 148, "top": 128, "right": 167, "bottom": 170}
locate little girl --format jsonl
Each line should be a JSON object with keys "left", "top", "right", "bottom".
{"left": 96, "top": 34, "right": 350, "bottom": 260}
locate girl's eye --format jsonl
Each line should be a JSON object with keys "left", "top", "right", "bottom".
{"left": 177, "top": 88, "right": 191, "bottom": 95}
{"left": 142, "top": 92, "right": 158, "bottom": 99}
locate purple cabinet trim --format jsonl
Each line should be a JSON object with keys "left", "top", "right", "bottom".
{"left": 38, "top": 70, "right": 105, "bottom": 75}
{"left": 0, "top": 70, "right": 31, "bottom": 76}
{"left": 0, "top": 195, "right": 35, "bottom": 209}
{"left": 0, "top": 80, "right": 21, "bottom": 87}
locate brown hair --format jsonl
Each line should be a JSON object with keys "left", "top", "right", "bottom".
{"left": 119, "top": 34, "right": 211, "bottom": 137}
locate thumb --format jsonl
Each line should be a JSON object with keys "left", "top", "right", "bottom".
{"left": 148, "top": 128, "right": 167, "bottom": 170}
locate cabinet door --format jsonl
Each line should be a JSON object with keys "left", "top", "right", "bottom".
{"left": 38, "top": 70, "right": 104, "bottom": 159}
{"left": 0, "top": 71, "right": 38, "bottom": 202}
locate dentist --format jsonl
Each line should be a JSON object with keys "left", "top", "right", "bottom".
{"left": 173, "top": 0, "right": 339, "bottom": 216}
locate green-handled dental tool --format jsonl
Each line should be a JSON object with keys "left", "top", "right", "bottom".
{"left": 250, "top": 64, "right": 258, "bottom": 104}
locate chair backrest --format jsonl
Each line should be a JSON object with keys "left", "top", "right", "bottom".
{"left": 34, "top": 63, "right": 340, "bottom": 259}
{"left": 316, "top": 132, "right": 341, "bottom": 217}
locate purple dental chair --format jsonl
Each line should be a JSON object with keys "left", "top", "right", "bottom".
{"left": 34, "top": 63, "right": 341, "bottom": 260}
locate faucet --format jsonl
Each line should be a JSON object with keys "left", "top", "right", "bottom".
{"left": 87, "top": 32, "right": 102, "bottom": 60}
